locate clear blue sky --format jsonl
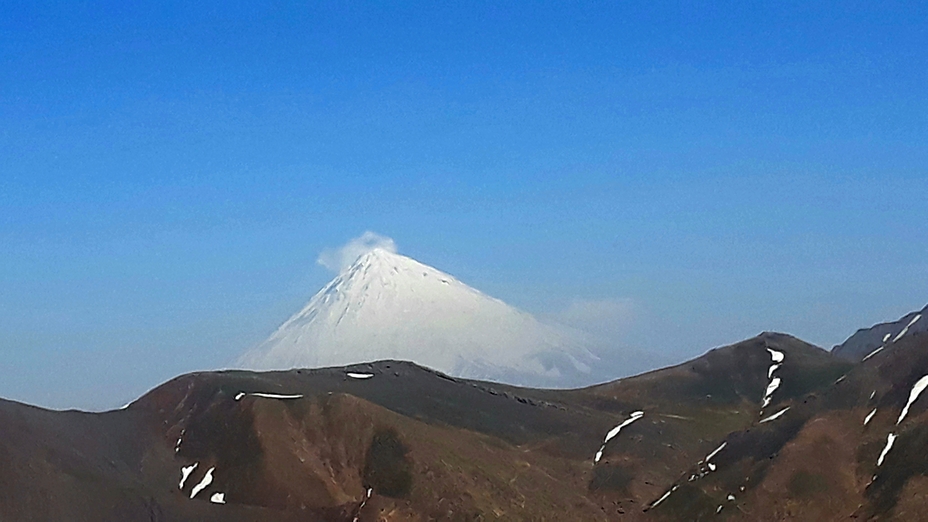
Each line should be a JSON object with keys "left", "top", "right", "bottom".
{"left": 2, "top": 2, "right": 926, "bottom": 410}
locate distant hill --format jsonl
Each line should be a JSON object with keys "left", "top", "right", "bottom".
{"left": 238, "top": 248, "right": 600, "bottom": 389}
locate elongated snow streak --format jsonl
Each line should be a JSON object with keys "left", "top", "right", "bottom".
{"left": 593, "top": 411, "right": 644, "bottom": 464}
{"left": 352, "top": 487, "right": 373, "bottom": 522}
{"left": 179, "top": 463, "right": 198, "bottom": 489}
{"left": 210, "top": 492, "right": 225, "bottom": 504}
{"left": 190, "top": 467, "right": 215, "bottom": 499}
{"left": 892, "top": 314, "right": 922, "bottom": 343}
{"left": 862, "top": 346, "right": 885, "bottom": 362}
{"left": 877, "top": 433, "right": 896, "bottom": 466}
{"left": 649, "top": 485, "right": 678, "bottom": 509}
{"left": 705, "top": 442, "right": 727, "bottom": 462}
{"left": 762, "top": 377, "right": 781, "bottom": 408}
{"left": 897, "top": 375, "right": 928, "bottom": 425}
{"left": 883, "top": 333, "right": 892, "bottom": 342}
{"left": 347, "top": 372, "right": 374, "bottom": 379}
{"left": 761, "top": 348, "right": 785, "bottom": 409}
{"left": 759, "top": 407, "right": 790, "bottom": 424}
{"left": 870, "top": 390, "right": 877, "bottom": 400}
{"left": 234, "top": 392, "right": 303, "bottom": 401}
{"left": 864, "top": 408, "right": 877, "bottom": 426}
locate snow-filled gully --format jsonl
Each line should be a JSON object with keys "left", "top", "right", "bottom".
{"left": 761, "top": 348, "right": 784, "bottom": 411}
{"left": 190, "top": 467, "right": 215, "bottom": 499}
{"left": 873, "top": 374, "right": 928, "bottom": 470}
{"left": 352, "top": 487, "right": 373, "bottom": 522}
{"left": 687, "top": 441, "right": 726, "bottom": 482}
{"left": 592, "top": 411, "right": 644, "bottom": 464}
{"left": 177, "top": 463, "right": 226, "bottom": 505}
{"left": 647, "top": 485, "right": 678, "bottom": 510}
{"left": 896, "top": 375, "right": 928, "bottom": 425}
{"left": 892, "top": 314, "right": 921, "bottom": 343}
{"left": 759, "top": 406, "right": 790, "bottom": 424}
{"left": 179, "top": 463, "right": 198, "bottom": 489}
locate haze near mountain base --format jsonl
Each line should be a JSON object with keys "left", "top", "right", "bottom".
{"left": 238, "top": 234, "right": 605, "bottom": 388}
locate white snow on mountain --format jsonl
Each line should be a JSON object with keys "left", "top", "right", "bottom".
{"left": 238, "top": 247, "right": 600, "bottom": 388}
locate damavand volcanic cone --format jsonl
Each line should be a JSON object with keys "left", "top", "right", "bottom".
{"left": 237, "top": 248, "right": 599, "bottom": 388}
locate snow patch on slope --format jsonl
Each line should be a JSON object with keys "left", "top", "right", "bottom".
{"left": 593, "top": 410, "right": 644, "bottom": 464}
{"left": 897, "top": 375, "right": 928, "bottom": 425}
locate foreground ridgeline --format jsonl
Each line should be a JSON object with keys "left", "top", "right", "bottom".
{"left": 4, "top": 309, "right": 928, "bottom": 519}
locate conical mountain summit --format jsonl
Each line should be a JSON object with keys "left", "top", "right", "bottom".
{"left": 238, "top": 248, "right": 599, "bottom": 388}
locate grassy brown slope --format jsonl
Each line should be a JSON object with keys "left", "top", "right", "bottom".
{"left": 5, "top": 332, "right": 913, "bottom": 522}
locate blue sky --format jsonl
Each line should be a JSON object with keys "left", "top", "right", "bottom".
{"left": 2, "top": 2, "right": 926, "bottom": 409}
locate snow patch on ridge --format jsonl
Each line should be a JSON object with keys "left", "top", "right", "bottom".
{"left": 234, "top": 392, "right": 303, "bottom": 401}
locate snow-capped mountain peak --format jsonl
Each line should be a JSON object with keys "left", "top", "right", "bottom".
{"left": 238, "top": 248, "right": 598, "bottom": 388}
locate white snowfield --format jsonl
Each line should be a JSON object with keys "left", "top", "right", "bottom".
{"left": 237, "top": 248, "right": 599, "bottom": 388}
{"left": 593, "top": 410, "right": 644, "bottom": 464}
